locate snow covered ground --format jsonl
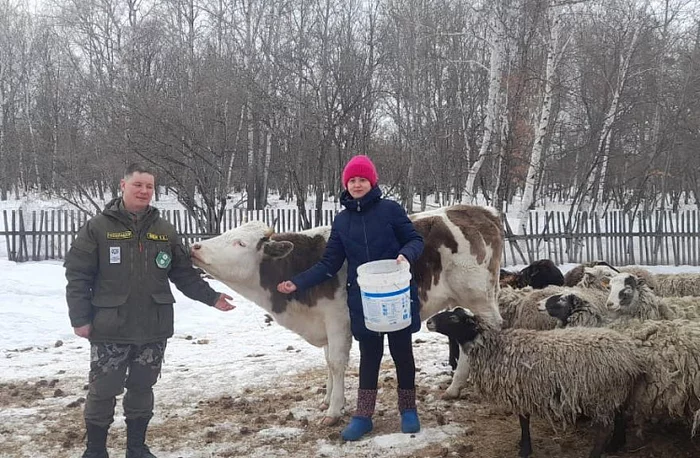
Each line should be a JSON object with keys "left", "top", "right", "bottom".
{"left": 2, "top": 191, "right": 700, "bottom": 457}
{"left": 2, "top": 258, "right": 700, "bottom": 457}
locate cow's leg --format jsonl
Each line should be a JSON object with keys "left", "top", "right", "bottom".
{"left": 321, "top": 348, "right": 333, "bottom": 410}
{"left": 320, "top": 324, "right": 351, "bottom": 426}
{"left": 443, "top": 345, "right": 468, "bottom": 399}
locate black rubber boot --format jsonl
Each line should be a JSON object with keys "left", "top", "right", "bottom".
{"left": 80, "top": 423, "right": 109, "bottom": 458}
{"left": 125, "top": 418, "right": 157, "bottom": 458}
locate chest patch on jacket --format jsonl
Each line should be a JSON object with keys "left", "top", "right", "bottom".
{"left": 155, "top": 251, "right": 172, "bottom": 269}
{"left": 106, "top": 230, "right": 134, "bottom": 240}
{"left": 146, "top": 232, "right": 169, "bottom": 241}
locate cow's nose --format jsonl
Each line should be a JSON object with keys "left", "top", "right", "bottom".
{"left": 192, "top": 243, "right": 201, "bottom": 250}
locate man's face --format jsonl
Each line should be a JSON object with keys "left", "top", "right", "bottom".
{"left": 120, "top": 171, "right": 155, "bottom": 212}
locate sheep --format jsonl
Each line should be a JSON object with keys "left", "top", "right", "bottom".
{"left": 564, "top": 261, "right": 617, "bottom": 286}
{"left": 498, "top": 286, "right": 560, "bottom": 330}
{"left": 499, "top": 280, "right": 609, "bottom": 331}
{"left": 542, "top": 289, "right": 700, "bottom": 436}
{"left": 499, "top": 259, "right": 565, "bottom": 289}
{"left": 564, "top": 261, "right": 656, "bottom": 289}
{"left": 653, "top": 273, "right": 700, "bottom": 297}
{"left": 606, "top": 273, "right": 690, "bottom": 321}
{"left": 538, "top": 291, "right": 611, "bottom": 328}
{"left": 447, "top": 282, "right": 565, "bottom": 371}
{"left": 618, "top": 266, "right": 657, "bottom": 289}
{"left": 426, "top": 307, "right": 643, "bottom": 458}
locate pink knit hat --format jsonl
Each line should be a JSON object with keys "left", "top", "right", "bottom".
{"left": 342, "top": 155, "right": 378, "bottom": 188}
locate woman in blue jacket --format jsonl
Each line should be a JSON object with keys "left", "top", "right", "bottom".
{"left": 277, "top": 155, "right": 424, "bottom": 441}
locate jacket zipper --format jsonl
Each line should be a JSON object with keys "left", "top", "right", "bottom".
{"left": 359, "top": 206, "right": 379, "bottom": 335}
{"left": 360, "top": 208, "right": 370, "bottom": 262}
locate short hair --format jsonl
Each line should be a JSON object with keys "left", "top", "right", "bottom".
{"left": 124, "top": 163, "right": 156, "bottom": 179}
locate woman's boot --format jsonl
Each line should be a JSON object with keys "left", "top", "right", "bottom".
{"left": 341, "top": 389, "right": 377, "bottom": 441}
{"left": 398, "top": 388, "right": 420, "bottom": 433}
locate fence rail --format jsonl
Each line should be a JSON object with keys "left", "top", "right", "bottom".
{"left": 2, "top": 208, "right": 699, "bottom": 266}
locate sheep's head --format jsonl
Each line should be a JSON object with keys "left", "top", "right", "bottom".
{"left": 607, "top": 273, "right": 643, "bottom": 312}
{"left": 426, "top": 307, "right": 483, "bottom": 348}
{"left": 539, "top": 292, "right": 589, "bottom": 326}
{"left": 579, "top": 265, "right": 617, "bottom": 289}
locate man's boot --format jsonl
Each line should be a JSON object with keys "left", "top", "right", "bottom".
{"left": 80, "top": 423, "right": 109, "bottom": 458}
{"left": 125, "top": 418, "right": 157, "bottom": 458}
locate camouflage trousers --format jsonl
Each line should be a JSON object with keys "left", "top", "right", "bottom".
{"left": 84, "top": 341, "right": 167, "bottom": 427}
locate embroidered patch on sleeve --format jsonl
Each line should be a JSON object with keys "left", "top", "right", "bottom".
{"left": 106, "top": 231, "right": 134, "bottom": 240}
{"left": 146, "top": 233, "right": 169, "bottom": 242}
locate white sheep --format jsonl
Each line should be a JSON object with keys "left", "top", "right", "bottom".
{"left": 543, "top": 289, "right": 700, "bottom": 437}
{"left": 426, "top": 307, "right": 643, "bottom": 458}
{"left": 564, "top": 261, "right": 657, "bottom": 289}
{"left": 606, "top": 273, "right": 697, "bottom": 320}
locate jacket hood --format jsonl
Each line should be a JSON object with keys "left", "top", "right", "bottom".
{"left": 340, "top": 186, "right": 382, "bottom": 212}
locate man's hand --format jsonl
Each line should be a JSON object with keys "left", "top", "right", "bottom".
{"left": 73, "top": 324, "right": 92, "bottom": 339}
{"left": 277, "top": 281, "right": 297, "bottom": 294}
{"left": 213, "top": 293, "right": 235, "bottom": 311}
{"left": 397, "top": 254, "right": 408, "bottom": 264}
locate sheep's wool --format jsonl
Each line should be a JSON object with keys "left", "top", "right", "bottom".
{"left": 498, "top": 285, "right": 561, "bottom": 330}
{"left": 553, "top": 288, "right": 700, "bottom": 436}
{"left": 465, "top": 324, "right": 643, "bottom": 429}
{"left": 654, "top": 273, "right": 700, "bottom": 298}
{"left": 620, "top": 319, "right": 700, "bottom": 435}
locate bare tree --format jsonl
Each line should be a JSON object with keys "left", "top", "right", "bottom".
{"left": 515, "top": 3, "right": 569, "bottom": 233}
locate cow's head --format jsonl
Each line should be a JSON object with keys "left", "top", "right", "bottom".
{"left": 190, "top": 221, "right": 293, "bottom": 283}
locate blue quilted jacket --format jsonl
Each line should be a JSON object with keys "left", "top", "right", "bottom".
{"left": 292, "top": 186, "right": 424, "bottom": 340}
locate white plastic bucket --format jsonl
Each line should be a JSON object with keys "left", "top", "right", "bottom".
{"left": 356, "top": 259, "right": 412, "bottom": 333}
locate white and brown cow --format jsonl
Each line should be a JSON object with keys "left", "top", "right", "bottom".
{"left": 190, "top": 204, "right": 503, "bottom": 425}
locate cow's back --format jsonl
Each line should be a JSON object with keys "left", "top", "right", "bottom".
{"left": 410, "top": 205, "right": 503, "bottom": 324}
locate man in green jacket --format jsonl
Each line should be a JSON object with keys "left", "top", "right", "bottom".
{"left": 65, "top": 163, "right": 235, "bottom": 458}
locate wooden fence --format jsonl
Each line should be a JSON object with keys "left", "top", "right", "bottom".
{"left": 2, "top": 208, "right": 699, "bottom": 266}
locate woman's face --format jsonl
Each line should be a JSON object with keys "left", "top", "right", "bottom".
{"left": 346, "top": 177, "right": 372, "bottom": 199}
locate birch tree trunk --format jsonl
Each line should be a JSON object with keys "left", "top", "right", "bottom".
{"left": 516, "top": 8, "right": 566, "bottom": 234}
{"left": 465, "top": 12, "right": 505, "bottom": 203}
{"left": 580, "top": 16, "right": 642, "bottom": 213}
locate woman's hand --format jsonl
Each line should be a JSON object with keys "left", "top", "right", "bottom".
{"left": 277, "top": 280, "right": 298, "bottom": 294}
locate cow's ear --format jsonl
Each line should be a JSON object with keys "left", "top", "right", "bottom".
{"left": 263, "top": 240, "right": 294, "bottom": 259}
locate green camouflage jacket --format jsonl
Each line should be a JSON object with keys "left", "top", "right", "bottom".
{"left": 64, "top": 198, "right": 219, "bottom": 344}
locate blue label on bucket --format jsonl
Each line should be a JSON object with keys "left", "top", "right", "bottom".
{"left": 361, "top": 285, "right": 412, "bottom": 332}
{"left": 361, "top": 286, "right": 410, "bottom": 298}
